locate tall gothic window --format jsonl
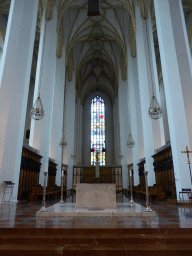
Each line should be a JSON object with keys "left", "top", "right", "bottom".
{"left": 91, "top": 96, "right": 105, "bottom": 165}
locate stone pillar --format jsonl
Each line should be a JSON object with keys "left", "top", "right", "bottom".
{"left": 159, "top": 81, "right": 170, "bottom": 144}
{"left": 49, "top": 52, "right": 66, "bottom": 185}
{"left": 113, "top": 98, "right": 120, "bottom": 165}
{"left": 63, "top": 74, "right": 76, "bottom": 190}
{"left": 118, "top": 78, "right": 129, "bottom": 190}
{"left": 0, "top": 14, "right": 8, "bottom": 69}
{"left": 23, "top": 79, "right": 35, "bottom": 145}
{"left": 135, "top": 4, "right": 155, "bottom": 185}
{"left": 132, "top": 58, "right": 144, "bottom": 160}
{"left": 127, "top": 47, "right": 140, "bottom": 186}
{"left": 0, "top": 0, "right": 38, "bottom": 201}
{"left": 154, "top": 0, "right": 192, "bottom": 197}
{"left": 29, "top": 5, "right": 58, "bottom": 185}
{"left": 75, "top": 97, "right": 83, "bottom": 164}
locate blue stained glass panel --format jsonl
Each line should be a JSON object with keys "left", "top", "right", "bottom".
{"left": 91, "top": 96, "right": 105, "bottom": 166}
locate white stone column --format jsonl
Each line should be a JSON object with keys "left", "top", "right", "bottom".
{"left": 23, "top": 79, "right": 35, "bottom": 145}
{"left": 82, "top": 96, "right": 91, "bottom": 166}
{"left": 105, "top": 95, "right": 114, "bottom": 166}
{"left": 0, "top": 14, "right": 8, "bottom": 69}
{"left": 159, "top": 81, "right": 170, "bottom": 144}
{"left": 127, "top": 47, "right": 140, "bottom": 186}
{"left": 132, "top": 58, "right": 144, "bottom": 160}
{"left": 135, "top": 5, "right": 155, "bottom": 186}
{"left": 154, "top": 0, "right": 192, "bottom": 197}
{"left": 0, "top": 0, "right": 38, "bottom": 201}
{"left": 113, "top": 98, "right": 120, "bottom": 164}
{"left": 63, "top": 74, "right": 76, "bottom": 190}
{"left": 75, "top": 97, "right": 83, "bottom": 164}
{"left": 118, "top": 78, "right": 129, "bottom": 190}
{"left": 49, "top": 52, "right": 66, "bottom": 185}
{"left": 29, "top": 5, "right": 58, "bottom": 185}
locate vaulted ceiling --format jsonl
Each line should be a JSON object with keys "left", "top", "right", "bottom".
{"left": 0, "top": 0, "right": 192, "bottom": 100}
{"left": 56, "top": 0, "right": 135, "bottom": 101}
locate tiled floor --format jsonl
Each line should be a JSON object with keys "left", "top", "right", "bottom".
{"left": 0, "top": 195, "right": 192, "bottom": 229}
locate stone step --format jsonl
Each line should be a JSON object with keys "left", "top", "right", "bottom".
{"left": 1, "top": 228, "right": 192, "bottom": 236}
{"left": 0, "top": 235, "right": 192, "bottom": 245}
{"left": 0, "top": 243, "right": 192, "bottom": 256}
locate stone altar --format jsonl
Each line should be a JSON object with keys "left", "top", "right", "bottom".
{"left": 76, "top": 183, "right": 117, "bottom": 209}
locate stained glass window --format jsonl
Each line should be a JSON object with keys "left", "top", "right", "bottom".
{"left": 91, "top": 96, "right": 105, "bottom": 165}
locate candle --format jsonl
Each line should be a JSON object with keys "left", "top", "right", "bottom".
{"left": 130, "top": 170, "right": 132, "bottom": 176}
{"left": 44, "top": 163, "right": 48, "bottom": 173}
{"left": 144, "top": 163, "right": 147, "bottom": 172}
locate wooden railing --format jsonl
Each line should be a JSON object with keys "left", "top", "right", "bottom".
{"left": 73, "top": 165, "right": 122, "bottom": 192}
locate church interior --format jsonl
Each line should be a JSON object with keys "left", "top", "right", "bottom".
{"left": 1, "top": 0, "right": 192, "bottom": 255}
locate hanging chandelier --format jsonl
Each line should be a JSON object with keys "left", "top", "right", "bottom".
{"left": 31, "top": 93, "right": 44, "bottom": 120}
{"left": 148, "top": 93, "right": 162, "bottom": 119}
{"left": 31, "top": 18, "right": 48, "bottom": 121}
{"left": 118, "top": 151, "right": 124, "bottom": 159}
{"left": 59, "top": 133, "right": 67, "bottom": 148}
{"left": 145, "top": 19, "right": 162, "bottom": 119}
{"left": 127, "top": 133, "right": 135, "bottom": 148}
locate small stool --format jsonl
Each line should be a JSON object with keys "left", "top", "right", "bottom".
{"left": 1, "top": 181, "right": 15, "bottom": 203}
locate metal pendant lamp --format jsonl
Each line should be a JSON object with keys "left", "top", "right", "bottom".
{"left": 59, "top": 132, "right": 67, "bottom": 149}
{"left": 31, "top": 93, "right": 44, "bottom": 120}
{"left": 31, "top": 18, "right": 47, "bottom": 121}
{"left": 127, "top": 133, "right": 135, "bottom": 148}
{"left": 148, "top": 93, "right": 162, "bottom": 119}
{"left": 145, "top": 19, "right": 162, "bottom": 119}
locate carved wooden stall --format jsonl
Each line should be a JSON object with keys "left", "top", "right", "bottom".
{"left": 134, "top": 158, "right": 166, "bottom": 201}
{"left": 137, "top": 159, "right": 145, "bottom": 192}
{"left": 152, "top": 143, "right": 176, "bottom": 199}
{"left": 18, "top": 145, "right": 42, "bottom": 200}
{"left": 47, "top": 159, "right": 57, "bottom": 188}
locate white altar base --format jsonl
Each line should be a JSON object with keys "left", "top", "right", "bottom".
{"left": 36, "top": 202, "right": 156, "bottom": 217}
{"left": 36, "top": 183, "right": 156, "bottom": 218}
{"left": 76, "top": 183, "right": 116, "bottom": 209}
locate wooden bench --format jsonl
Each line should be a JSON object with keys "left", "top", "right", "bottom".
{"left": 28, "top": 186, "right": 60, "bottom": 201}
{"left": 133, "top": 185, "right": 166, "bottom": 201}
{"left": 149, "top": 185, "right": 166, "bottom": 201}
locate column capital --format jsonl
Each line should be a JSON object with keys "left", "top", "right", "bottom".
{"left": 129, "top": 18, "right": 137, "bottom": 58}
{"left": 137, "top": 0, "right": 149, "bottom": 20}
{"left": 45, "top": 0, "right": 56, "bottom": 21}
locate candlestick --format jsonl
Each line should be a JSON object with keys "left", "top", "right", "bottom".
{"left": 129, "top": 170, "right": 134, "bottom": 205}
{"left": 39, "top": 171, "right": 48, "bottom": 212}
{"left": 59, "top": 169, "right": 64, "bottom": 204}
{"left": 144, "top": 168, "right": 153, "bottom": 212}
{"left": 44, "top": 163, "right": 48, "bottom": 173}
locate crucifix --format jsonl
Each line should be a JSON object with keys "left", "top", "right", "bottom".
{"left": 181, "top": 145, "right": 192, "bottom": 185}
